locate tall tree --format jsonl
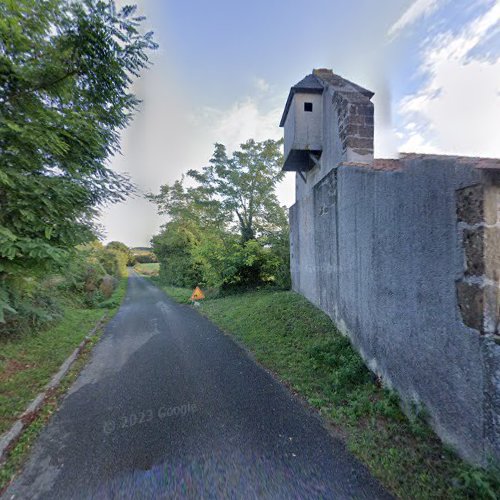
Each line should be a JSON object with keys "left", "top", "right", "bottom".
{"left": 0, "top": 0, "right": 157, "bottom": 319}
{"left": 187, "top": 139, "right": 284, "bottom": 242}
{"left": 148, "top": 139, "right": 290, "bottom": 290}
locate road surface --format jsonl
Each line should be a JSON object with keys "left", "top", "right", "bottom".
{"left": 4, "top": 273, "right": 390, "bottom": 499}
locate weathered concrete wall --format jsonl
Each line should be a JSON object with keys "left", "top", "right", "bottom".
{"left": 292, "top": 72, "right": 375, "bottom": 306}
{"left": 291, "top": 155, "right": 500, "bottom": 465}
{"left": 287, "top": 70, "right": 500, "bottom": 465}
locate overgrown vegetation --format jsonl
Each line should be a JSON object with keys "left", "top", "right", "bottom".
{"left": 148, "top": 139, "right": 291, "bottom": 292}
{"left": 132, "top": 248, "right": 158, "bottom": 264}
{"left": 0, "top": 241, "right": 131, "bottom": 338}
{"left": 0, "top": 279, "right": 126, "bottom": 492}
{"left": 0, "top": 0, "right": 155, "bottom": 334}
{"left": 162, "top": 286, "right": 500, "bottom": 499}
{"left": 0, "top": 278, "right": 127, "bottom": 436}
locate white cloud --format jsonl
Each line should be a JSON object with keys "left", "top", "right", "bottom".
{"left": 388, "top": 0, "right": 443, "bottom": 39}
{"left": 194, "top": 99, "right": 296, "bottom": 208}
{"left": 200, "top": 99, "right": 282, "bottom": 153}
{"left": 254, "top": 78, "right": 271, "bottom": 92}
{"left": 397, "top": 1, "right": 500, "bottom": 157}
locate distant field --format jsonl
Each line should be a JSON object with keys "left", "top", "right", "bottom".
{"left": 134, "top": 262, "right": 160, "bottom": 276}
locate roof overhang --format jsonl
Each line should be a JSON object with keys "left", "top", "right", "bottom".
{"left": 282, "top": 149, "right": 322, "bottom": 172}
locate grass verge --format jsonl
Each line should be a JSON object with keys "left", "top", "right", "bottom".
{"left": 148, "top": 277, "right": 192, "bottom": 303}
{"left": 161, "top": 286, "right": 499, "bottom": 499}
{"left": 0, "top": 279, "right": 127, "bottom": 492}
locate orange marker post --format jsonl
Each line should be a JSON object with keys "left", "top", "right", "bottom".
{"left": 190, "top": 286, "right": 205, "bottom": 301}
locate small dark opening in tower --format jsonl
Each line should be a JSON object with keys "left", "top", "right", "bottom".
{"left": 304, "top": 102, "right": 313, "bottom": 112}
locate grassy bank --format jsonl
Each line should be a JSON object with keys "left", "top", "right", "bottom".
{"left": 0, "top": 279, "right": 127, "bottom": 436}
{"left": 0, "top": 279, "right": 127, "bottom": 491}
{"left": 146, "top": 277, "right": 192, "bottom": 302}
{"left": 160, "top": 285, "right": 499, "bottom": 499}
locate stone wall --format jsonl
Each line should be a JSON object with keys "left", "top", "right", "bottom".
{"left": 290, "top": 154, "right": 500, "bottom": 466}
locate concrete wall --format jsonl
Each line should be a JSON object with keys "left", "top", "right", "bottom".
{"left": 288, "top": 73, "right": 500, "bottom": 466}
{"left": 292, "top": 74, "right": 375, "bottom": 313}
{"left": 291, "top": 154, "right": 500, "bottom": 466}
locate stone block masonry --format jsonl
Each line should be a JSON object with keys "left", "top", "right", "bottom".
{"left": 456, "top": 183, "right": 500, "bottom": 335}
{"left": 286, "top": 70, "right": 500, "bottom": 466}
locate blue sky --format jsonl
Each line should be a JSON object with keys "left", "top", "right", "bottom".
{"left": 102, "top": 0, "right": 500, "bottom": 246}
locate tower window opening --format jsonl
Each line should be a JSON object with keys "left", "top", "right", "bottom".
{"left": 304, "top": 102, "right": 313, "bottom": 112}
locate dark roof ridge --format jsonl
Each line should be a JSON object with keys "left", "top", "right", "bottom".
{"left": 279, "top": 73, "right": 324, "bottom": 127}
{"left": 313, "top": 68, "right": 374, "bottom": 99}
{"left": 279, "top": 69, "right": 374, "bottom": 127}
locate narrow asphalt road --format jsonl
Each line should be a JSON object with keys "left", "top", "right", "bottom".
{"left": 4, "top": 273, "right": 390, "bottom": 499}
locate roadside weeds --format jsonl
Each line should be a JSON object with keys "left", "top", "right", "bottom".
{"left": 0, "top": 279, "right": 128, "bottom": 493}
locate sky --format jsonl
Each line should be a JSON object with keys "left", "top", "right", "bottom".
{"left": 101, "top": 0, "right": 500, "bottom": 247}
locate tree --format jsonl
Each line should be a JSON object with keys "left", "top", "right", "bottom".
{"left": 0, "top": 0, "right": 157, "bottom": 320}
{"left": 151, "top": 220, "right": 204, "bottom": 287}
{"left": 149, "top": 139, "right": 291, "bottom": 290}
{"left": 187, "top": 139, "right": 285, "bottom": 242}
{"left": 106, "top": 241, "right": 135, "bottom": 265}
{"left": 148, "top": 177, "right": 226, "bottom": 232}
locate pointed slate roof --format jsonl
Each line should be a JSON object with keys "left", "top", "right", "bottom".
{"left": 312, "top": 68, "right": 374, "bottom": 99}
{"left": 279, "top": 74, "right": 324, "bottom": 127}
{"left": 292, "top": 73, "right": 324, "bottom": 92}
{"left": 279, "top": 69, "right": 374, "bottom": 127}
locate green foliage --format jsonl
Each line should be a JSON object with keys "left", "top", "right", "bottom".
{"left": 107, "top": 241, "right": 136, "bottom": 266}
{"left": 134, "top": 262, "right": 160, "bottom": 277}
{"left": 0, "top": 0, "right": 156, "bottom": 321}
{"left": 131, "top": 247, "right": 157, "bottom": 265}
{"left": 219, "top": 239, "right": 274, "bottom": 291}
{"left": 261, "top": 227, "right": 291, "bottom": 290}
{"left": 100, "top": 245, "right": 128, "bottom": 278}
{"left": 149, "top": 139, "right": 291, "bottom": 291}
{"left": 457, "top": 467, "right": 500, "bottom": 499}
{"left": 133, "top": 251, "right": 158, "bottom": 264}
{"left": 0, "top": 241, "right": 129, "bottom": 337}
{"left": 151, "top": 220, "right": 203, "bottom": 287}
{"left": 0, "top": 274, "right": 63, "bottom": 332}
{"left": 185, "top": 139, "right": 285, "bottom": 242}
{"left": 0, "top": 278, "right": 127, "bottom": 490}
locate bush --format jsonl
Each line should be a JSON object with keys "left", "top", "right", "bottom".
{"left": 220, "top": 240, "right": 272, "bottom": 292}
{"left": 0, "top": 240, "right": 128, "bottom": 338}
{"left": 153, "top": 221, "right": 292, "bottom": 293}
{"left": 107, "top": 242, "right": 136, "bottom": 266}
{"left": 134, "top": 252, "right": 158, "bottom": 264}
{"left": 0, "top": 274, "right": 63, "bottom": 337}
{"left": 98, "top": 247, "right": 128, "bottom": 278}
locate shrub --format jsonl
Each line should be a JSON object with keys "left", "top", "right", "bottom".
{"left": 134, "top": 253, "right": 158, "bottom": 264}
{"left": 0, "top": 240, "right": 129, "bottom": 338}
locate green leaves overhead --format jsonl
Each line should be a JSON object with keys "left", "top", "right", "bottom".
{"left": 0, "top": 0, "right": 156, "bottom": 268}
{"left": 0, "top": 0, "right": 156, "bottom": 321}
